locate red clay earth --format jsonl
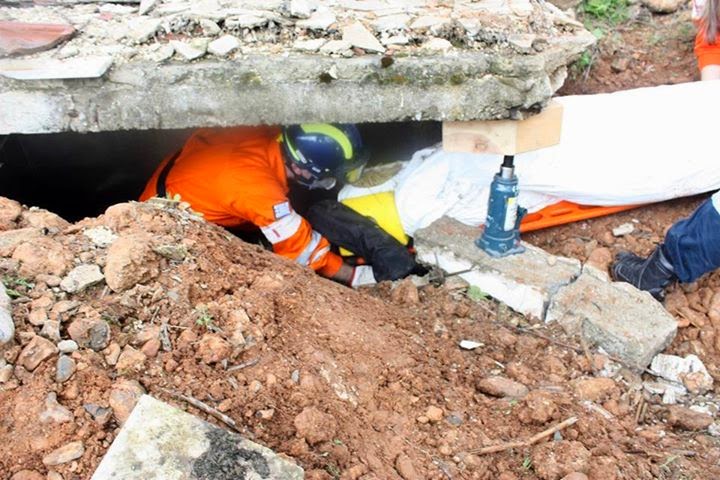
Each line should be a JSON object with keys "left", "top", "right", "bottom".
{"left": 2, "top": 7, "right": 718, "bottom": 480}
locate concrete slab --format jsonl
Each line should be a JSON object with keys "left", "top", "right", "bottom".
{"left": 0, "top": 0, "right": 594, "bottom": 133}
{"left": 91, "top": 395, "right": 304, "bottom": 480}
{"left": 546, "top": 266, "right": 677, "bottom": 369}
{"left": 414, "top": 217, "right": 581, "bottom": 319}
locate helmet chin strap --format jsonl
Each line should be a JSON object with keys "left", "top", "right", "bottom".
{"left": 287, "top": 163, "right": 337, "bottom": 190}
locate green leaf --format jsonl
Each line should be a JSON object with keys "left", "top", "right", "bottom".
{"left": 466, "top": 286, "right": 489, "bottom": 302}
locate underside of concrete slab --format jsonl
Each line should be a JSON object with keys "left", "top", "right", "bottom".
{"left": 91, "top": 395, "right": 304, "bottom": 479}
{"left": 0, "top": 0, "right": 595, "bottom": 133}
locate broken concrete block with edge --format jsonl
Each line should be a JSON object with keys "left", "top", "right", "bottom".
{"left": 546, "top": 265, "right": 677, "bottom": 369}
{"left": 91, "top": 395, "right": 304, "bottom": 479}
{"left": 0, "top": 56, "right": 113, "bottom": 80}
{"left": 0, "top": 21, "right": 76, "bottom": 57}
{"left": 414, "top": 216, "right": 581, "bottom": 319}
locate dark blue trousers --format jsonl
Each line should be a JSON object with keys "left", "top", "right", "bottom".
{"left": 663, "top": 193, "right": 720, "bottom": 283}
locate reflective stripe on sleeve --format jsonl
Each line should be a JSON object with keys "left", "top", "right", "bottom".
{"left": 260, "top": 212, "right": 303, "bottom": 244}
{"left": 309, "top": 245, "right": 330, "bottom": 265}
{"left": 295, "top": 231, "right": 323, "bottom": 266}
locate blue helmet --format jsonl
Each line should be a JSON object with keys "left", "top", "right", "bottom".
{"left": 280, "top": 123, "right": 369, "bottom": 188}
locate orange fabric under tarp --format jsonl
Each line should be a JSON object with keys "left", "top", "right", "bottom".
{"left": 520, "top": 201, "right": 642, "bottom": 233}
{"left": 140, "top": 126, "right": 343, "bottom": 277}
{"left": 695, "top": 30, "right": 720, "bottom": 71}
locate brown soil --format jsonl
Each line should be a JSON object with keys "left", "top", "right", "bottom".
{"left": 2, "top": 7, "right": 719, "bottom": 480}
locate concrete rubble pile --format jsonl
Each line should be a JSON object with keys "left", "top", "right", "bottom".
{"left": 0, "top": 0, "right": 594, "bottom": 133}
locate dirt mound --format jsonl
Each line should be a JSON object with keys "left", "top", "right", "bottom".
{"left": 1, "top": 197, "right": 719, "bottom": 480}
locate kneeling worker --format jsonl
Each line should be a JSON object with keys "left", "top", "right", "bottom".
{"left": 140, "top": 123, "right": 401, "bottom": 287}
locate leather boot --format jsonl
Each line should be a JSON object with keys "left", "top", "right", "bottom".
{"left": 611, "top": 246, "right": 676, "bottom": 300}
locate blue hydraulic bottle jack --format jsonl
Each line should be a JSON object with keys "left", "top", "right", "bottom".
{"left": 476, "top": 155, "right": 527, "bottom": 257}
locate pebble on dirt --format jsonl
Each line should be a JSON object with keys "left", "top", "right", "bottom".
{"left": 42, "top": 441, "right": 85, "bottom": 466}
{"left": 104, "top": 233, "right": 160, "bottom": 292}
{"left": 395, "top": 453, "right": 421, "bottom": 480}
{"left": 10, "top": 471, "right": 44, "bottom": 480}
{"left": 532, "top": 441, "right": 591, "bottom": 480}
{"left": 59, "top": 264, "right": 104, "bottom": 293}
{"left": 109, "top": 379, "right": 146, "bottom": 425}
{"left": 17, "top": 335, "right": 58, "bottom": 371}
{"left": 39, "top": 392, "right": 74, "bottom": 424}
{"left": 476, "top": 376, "right": 529, "bottom": 398}
{"left": 294, "top": 407, "right": 337, "bottom": 445}
{"left": 197, "top": 333, "right": 231, "bottom": 364}
{"left": 666, "top": 405, "right": 713, "bottom": 431}
{"left": 55, "top": 354, "right": 76, "bottom": 383}
{"left": 572, "top": 377, "right": 617, "bottom": 402}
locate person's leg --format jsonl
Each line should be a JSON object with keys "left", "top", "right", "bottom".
{"left": 663, "top": 193, "right": 720, "bottom": 283}
{"left": 612, "top": 193, "right": 720, "bottom": 298}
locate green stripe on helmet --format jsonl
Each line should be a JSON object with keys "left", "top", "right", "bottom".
{"left": 300, "top": 123, "right": 353, "bottom": 160}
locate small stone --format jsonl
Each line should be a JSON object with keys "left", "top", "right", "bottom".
{"left": 84, "top": 403, "right": 112, "bottom": 425}
{"left": 225, "top": 15, "right": 267, "bottom": 29}
{"left": 109, "top": 379, "right": 146, "bottom": 424}
{"left": 476, "top": 376, "right": 529, "bottom": 398}
{"left": 60, "top": 264, "right": 104, "bottom": 293}
{"left": 561, "top": 473, "right": 589, "bottom": 480}
{"left": 447, "top": 413, "right": 464, "bottom": 426}
{"left": 68, "top": 317, "right": 110, "bottom": 351}
{"left": 171, "top": 39, "right": 208, "bottom": 61}
{"left": 395, "top": 454, "right": 420, "bottom": 480}
{"left": 258, "top": 408, "right": 275, "bottom": 420}
{"left": 10, "top": 470, "right": 44, "bottom": 480}
{"left": 291, "top": 369, "right": 300, "bottom": 383}
{"left": 13, "top": 238, "right": 72, "bottom": 278}
{"left": 650, "top": 353, "right": 713, "bottom": 394}
{"left": 459, "top": 340, "right": 483, "bottom": 350}
{"left": 28, "top": 307, "right": 48, "bottom": 326}
{"left": 47, "top": 472, "right": 63, "bottom": 480}
{"left": 138, "top": 0, "right": 157, "bottom": 15}
{"left": 104, "top": 233, "right": 159, "bottom": 292}
{"left": 0, "top": 364, "right": 13, "bottom": 382}
{"left": 199, "top": 19, "right": 221, "bottom": 35}
{"left": 116, "top": 346, "right": 147, "bottom": 375}
{"left": 42, "top": 441, "right": 84, "bottom": 466}
{"left": 342, "top": 22, "right": 385, "bottom": 53}
{"left": 642, "top": 0, "right": 685, "bottom": 12}
{"left": 294, "top": 407, "right": 337, "bottom": 445}
{"left": 320, "top": 39, "right": 352, "bottom": 55}
{"left": 611, "top": 55, "right": 630, "bottom": 73}
{"left": 297, "top": 10, "right": 336, "bottom": 30}
{"left": 197, "top": 334, "right": 231, "bottom": 364}
{"left": 105, "top": 342, "right": 121, "bottom": 365}
{"left": 141, "top": 338, "right": 161, "bottom": 358}
{"left": 383, "top": 35, "right": 409, "bottom": 46}
{"left": 666, "top": 405, "right": 713, "bottom": 431}
{"left": 39, "top": 392, "right": 73, "bottom": 424}
{"left": 128, "top": 17, "right": 162, "bottom": 43}
{"left": 56, "top": 355, "right": 76, "bottom": 383}
{"left": 40, "top": 320, "right": 61, "bottom": 343}
{"left": 410, "top": 15, "right": 450, "bottom": 31}
{"left": 57, "top": 340, "right": 78, "bottom": 354}
{"left": 208, "top": 35, "right": 241, "bottom": 57}
{"left": 425, "top": 405, "right": 443, "bottom": 423}
{"left": 293, "top": 38, "right": 326, "bottom": 52}
{"left": 573, "top": 377, "right": 617, "bottom": 402}
{"left": 586, "top": 247, "right": 613, "bottom": 272}
{"left": 372, "top": 14, "right": 411, "bottom": 32}
{"left": 507, "top": 33, "right": 537, "bottom": 52}
{"left": 49, "top": 300, "right": 80, "bottom": 322}
{"left": 17, "top": 335, "right": 57, "bottom": 371}
{"left": 612, "top": 223, "right": 634, "bottom": 237}
{"left": 289, "top": 0, "right": 313, "bottom": 18}
{"left": 532, "top": 441, "right": 591, "bottom": 480}
{"left": 422, "top": 37, "right": 453, "bottom": 52}
{"left": 391, "top": 278, "right": 419, "bottom": 304}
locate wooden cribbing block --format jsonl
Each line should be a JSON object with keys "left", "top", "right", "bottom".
{"left": 442, "top": 101, "right": 563, "bottom": 155}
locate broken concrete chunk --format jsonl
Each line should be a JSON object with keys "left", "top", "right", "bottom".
{"left": 128, "top": 17, "right": 162, "bottom": 43}
{"left": 43, "top": 441, "right": 84, "bottom": 466}
{"left": 320, "top": 39, "right": 352, "bottom": 56}
{"left": 293, "top": 38, "right": 326, "bottom": 52}
{"left": 372, "top": 14, "right": 412, "bottom": 32}
{"left": 138, "top": 0, "right": 157, "bottom": 15}
{"left": 289, "top": 0, "right": 314, "bottom": 18}
{"left": 612, "top": 223, "right": 635, "bottom": 237}
{"left": 0, "top": 282, "right": 13, "bottom": 345}
{"left": 92, "top": 395, "right": 304, "bottom": 479}
{"left": 342, "top": 22, "right": 385, "bottom": 53}
{"left": 415, "top": 217, "right": 581, "bottom": 319}
{"left": 0, "top": 56, "right": 113, "bottom": 80}
{"left": 296, "top": 10, "right": 337, "bottom": 30}
{"left": 410, "top": 15, "right": 450, "bottom": 31}
{"left": 207, "top": 35, "right": 240, "bottom": 56}
{"left": 422, "top": 37, "right": 453, "bottom": 52}
{"left": 225, "top": 15, "right": 268, "bottom": 29}
{"left": 459, "top": 340, "right": 483, "bottom": 350}
{"left": 0, "top": 21, "right": 76, "bottom": 57}
{"left": 60, "top": 264, "right": 105, "bottom": 294}
{"left": 650, "top": 353, "right": 713, "bottom": 394}
{"left": 547, "top": 266, "right": 677, "bottom": 369}
{"left": 171, "top": 40, "right": 208, "bottom": 61}
{"left": 83, "top": 227, "right": 117, "bottom": 248}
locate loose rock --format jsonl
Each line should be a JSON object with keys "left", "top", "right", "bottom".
{"left": 60, "top": 264, "right": 104, "bottom": 293}
{"left": 425, "top": 405, "right": 444, "bottom": 423}
{"left": 116, "top": 346, "right": 147, "bottom": 375}
{"left": 83, "top": 226, "right": 117, "bottom": 248}
{"left": 294, "top": 407, "right": 337, "bottom": 445}
{"left": 12, "top": 238, "right": 72, "bottom": 278}
{"left": 42, "top": 441, "right": 84, "bottom": 466}
{"left": 0, "top": 282, "right": 13, "bottom": 345}
{"left": 17, "top": 335, "right": 57, "bottom": 371}
{"left": 39, "top": 392, "right": 73, "bottom": 423}
{"left": 10, "top": 471, "right": 44, "bottom": 480}
{"left": 104, "top": 233, "right": 160, "bottom": 292}
{"left": 476, "top": 376, "right": 529, "bottom": 398}
{"left": 573, "top": 377, "right": 617, "bottom": 402}
{"left": 55, "top": 355, "right": 76, "bottom": 383}
{"left": 67, "top": 316, "right": 110, "bottom": 351}
{"left": 532, "top": 441, "right": 591, "bottom": 480}
{"left": 197, "top": 333, "right": 231, "bottom": 364}
{"left": 391, "top": 278, "right": 420, "bottom": 305}
{"left": 666, "top": 405, "right": 713, "bottom": 431}
{"left": 57, "top": 339, "right": 78, "bottom": 354}
{"left": 109, "top": 379, "right": 146, "bottom": 424}
{"left": 395, "top": 454, "right": 420, "bottom": 480}
{"left": 342, "top": 22, "right": 385, "bottom": 53}
{"left": 207, "top": 35, "right": 240, "bottom": 56}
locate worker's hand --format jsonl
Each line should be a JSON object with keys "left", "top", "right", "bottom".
{"left": 349, "top": 265, "right": 377, "bottom": 288}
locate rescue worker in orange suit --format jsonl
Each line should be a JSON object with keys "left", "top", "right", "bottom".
{"left": 141, "top": 123, "right": 406, "bottom": 287}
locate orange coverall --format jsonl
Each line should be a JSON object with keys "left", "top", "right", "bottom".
{"left": 140, "top": 126, "right": 343, "bottom": 278}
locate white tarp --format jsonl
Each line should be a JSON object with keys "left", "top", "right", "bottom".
{"left": 340, "top": 81, "right": 720, "bottom": 235}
